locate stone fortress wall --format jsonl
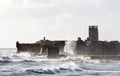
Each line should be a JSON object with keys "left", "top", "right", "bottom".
{"left": 75, "top": 26, "right": 120, "bottom": 56}
{"left": 16, "top": 26, "right": 120, "bottom": 58}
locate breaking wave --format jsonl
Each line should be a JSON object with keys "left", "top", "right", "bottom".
{"left": 0, "top": 49, "right": 120, "bottom": 76}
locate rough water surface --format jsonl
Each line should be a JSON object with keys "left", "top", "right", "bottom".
{"left": 0, "top": 48, "right": 120, "bottom": 76}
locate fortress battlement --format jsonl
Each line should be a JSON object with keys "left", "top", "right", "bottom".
{"left": 16, "top": 26, "right": 120, "bottom": 58}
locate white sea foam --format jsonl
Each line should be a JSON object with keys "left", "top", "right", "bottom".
{"left": 0, "top": 49, "right": 120, "bottom": 76}
{"left": 64, "top": 41, "right": 76, "bottom": 55}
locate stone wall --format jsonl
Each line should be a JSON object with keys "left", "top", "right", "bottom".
{"left": 47, "top": 47, "right": 59, "bottom": 58}
{"left": 16, "top": 40, "right": 65, "bottom": 58}
{"left": 75, "top": 39, "right": 120, "bottom": 56}
{"left": 16, "top": 42, "right": 41, "bottom": 53}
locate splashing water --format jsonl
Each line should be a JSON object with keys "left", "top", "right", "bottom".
{"left": 0, "top": 48, "right": 120, "bottom": 76}
{"left": 64, "top": 40, "right": 76, "bottom": 55}
{"left": 15, "top": 52, "right": 31, "bottom": 58}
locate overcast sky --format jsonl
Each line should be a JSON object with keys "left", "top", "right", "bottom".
{"left": 0, "top": 0, "right": 120, "bottom": 48}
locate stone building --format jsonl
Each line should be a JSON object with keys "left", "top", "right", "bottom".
{"left": 16, "top": 37, "right": 65, "bottom": 58}
{"left": 75, "top": 26, "right": 120, "bottom": 56}
{"left": 16, "top": 26, "right": 120, "bottom": 58}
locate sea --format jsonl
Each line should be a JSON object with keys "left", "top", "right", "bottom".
{"left": 0, "top": 48, "right": 120, "bottom": 76}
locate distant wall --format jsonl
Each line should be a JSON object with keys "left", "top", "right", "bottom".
{"left": 16, "top": 42, "right": 41, "bottom": 53}
{"left": 75, "top": 40, "right": 120, "bottom": 56}
{"left": 54, "top": 41, "right": 65, "bottom": 54}
{"left": 16, "top": 41, "right": 65, "bottom": 56}
{"left": 47, "top": 47, "right": 59, "bottom": 58}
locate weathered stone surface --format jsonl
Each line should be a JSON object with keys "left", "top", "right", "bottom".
{"left": 47, "top": 47, "right": 59, "bottom": 58}
{"left": 16, "top": 38, "right": 65, "bottom": 58}
{"left": 75, "top": 26, "right": 120, "bottom": 56}
{"left": 16, "top": 26, "right": 120, "bottom": 58}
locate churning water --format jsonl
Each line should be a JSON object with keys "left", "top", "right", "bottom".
{"left": 0, "top": 48, "right": 120, "bottom": 76}
{"left": 64, "top": 41, "right": 76, "bottom": 55}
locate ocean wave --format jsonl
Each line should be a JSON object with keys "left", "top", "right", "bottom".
{"left": 0, "top": 50, "right": 120, "bottom": 76}
{"left": 25, "top": 66, "right": 83, "bottom": 75}
{"left": 26, "top": 69, "right": 56, "bottom": 74}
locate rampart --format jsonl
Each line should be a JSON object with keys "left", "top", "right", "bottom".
{"left": 16, "top": 26, "right": 120, "bottom": 58}
{"left": 16, "top": 38, "right": 65, "bottom": 58}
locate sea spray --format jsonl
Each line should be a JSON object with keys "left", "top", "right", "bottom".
{"left": 64, "top": 40, "right": 76, "bottom": 55}
{"left": 0, "top": 48, "right": 120, "bottom": 76}
{"left": 16, "top": 52, "right": 31, "bottom": 58}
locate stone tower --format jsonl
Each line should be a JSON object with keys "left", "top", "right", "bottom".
{"left": 89, "top": 26, "right": 99, "bottom": 41}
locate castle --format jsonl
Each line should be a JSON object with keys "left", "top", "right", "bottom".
{"left": 75, "top": 26, "right": 120, "bottom": 56}
{"left": 16, "top": 26, "right": 120, "bottom": 59}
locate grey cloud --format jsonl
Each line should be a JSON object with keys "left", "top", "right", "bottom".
{"left": 28, "top": 0, "right": 52, "bottom": 4}
{"left": 2, "top": 7, "right": 61, "bottom": 19}
{"left": 0, "top": 0, "right": 120, "bottom": 47}
{"left": 103, "top": 0, "right": 120, "bottom": 12}
{"left": 9, "top": 0, "right": 120, "bottom": 18}
{"left": 12, "top": 0, "right": 53, "bottom": 5}
{"left": 5, "top": 0, "right": 102, "bottom": 19}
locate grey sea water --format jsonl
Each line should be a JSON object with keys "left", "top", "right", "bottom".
{"left": 0, "top": 48, "right": 120, "bottom": 76}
